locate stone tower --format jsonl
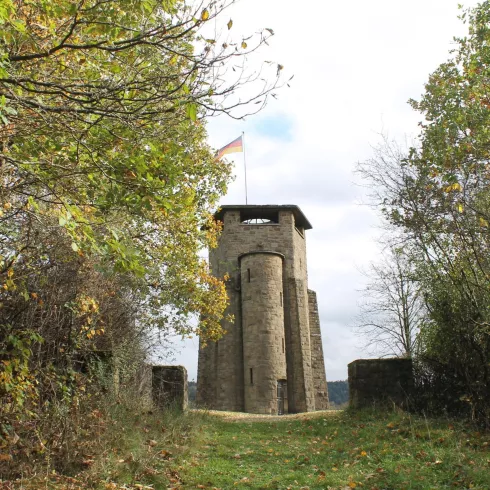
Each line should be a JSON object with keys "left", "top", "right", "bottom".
{"left": 197, "top": 205, "right": 328, "bottom": 414}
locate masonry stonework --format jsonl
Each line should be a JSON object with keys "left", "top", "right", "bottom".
{"left": 308, "top": 290, "right": 329, "bottom": 410}
{"left": 196, "top": 205, "right": 329, "bottom": 414}
{"left": 152, "top": 365, "right": 188, "bottom": 411}
{"left": 348, "top": 358, "right": 414, "bottom": 409}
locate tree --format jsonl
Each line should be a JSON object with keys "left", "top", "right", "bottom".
{"left": 354, "top": 244, "right": 425, "bottom": 358}
{"left": 0, "top": 0, "right": 285, "bottom": 467}
{"left": 358, "top": 3, "right": 490, "bottom": 422}
{"left": 0, "top": 0, "right": 282, "bottom": 341}
{"left": 326, "top": 381, "right": 349, "bottom": 407}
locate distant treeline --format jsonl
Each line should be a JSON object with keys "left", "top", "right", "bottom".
{"left": 327, "top": 380, "right": 349, "bottom": 406}
{"left": 188, "top": 380, "right": 349, "bottom": 406}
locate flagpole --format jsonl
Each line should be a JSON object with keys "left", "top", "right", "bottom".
{"left": 242, "top": 131, "right": 248, "bottom": 205}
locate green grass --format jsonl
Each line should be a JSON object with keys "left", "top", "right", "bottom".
{"left": 6, "top": 409, "right": 489, "bottom": 490}
{"left": 173, "top": 409, "right": 489, "bottom": 490}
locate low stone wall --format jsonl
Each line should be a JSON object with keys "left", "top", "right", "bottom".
{"left": 348, "top": 358, "right": 414, "bottom": 409}
{"left": 152, "top": 365, "right": 188, "bottom": 411}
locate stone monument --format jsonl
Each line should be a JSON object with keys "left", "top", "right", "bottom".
{"left": 197, "top": 205, "right": 329, "bottom": 414}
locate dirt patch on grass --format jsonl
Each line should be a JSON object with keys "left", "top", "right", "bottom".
{"left": 192, "top": 408, "right": 342, "bottom": 422}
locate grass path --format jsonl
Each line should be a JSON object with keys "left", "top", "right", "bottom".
{"left": 195, "top": 409, "right": 340, "bottom": 423}
{"left": 173, "top": 409, "right": 489, "bottom": 490}
{"left": 3, "top": 409, "right": 488, "bottom": 490}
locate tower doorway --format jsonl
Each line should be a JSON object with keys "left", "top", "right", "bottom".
{"left": 277, "top": 380, "right": 287, "bottom": 415}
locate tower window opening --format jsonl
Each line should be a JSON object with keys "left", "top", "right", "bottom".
{"left": 240, "top": 210, "right": 279, "bottom": 224}
{"left": 247, "top": 268, "right": 251, "bottom": 283}
{"left": 250, "top": 368, "right": 254, "bottom": 385}
{"left": 242, "top": 218, "right": 276, "bottom": 224}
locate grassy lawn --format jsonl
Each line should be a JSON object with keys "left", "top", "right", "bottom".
{"left": 174, "top": 409, "right": 489, "bottom": 490}
{"left": 3, "top": 409, "right": 488, "bottom": 490}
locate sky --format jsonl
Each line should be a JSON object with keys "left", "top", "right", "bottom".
{"left": 167, "top": 0, "right": 480, "bottom": 382}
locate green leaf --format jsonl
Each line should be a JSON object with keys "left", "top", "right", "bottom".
{"left": 186, "top": 103, "right": 197, "bottom": 121}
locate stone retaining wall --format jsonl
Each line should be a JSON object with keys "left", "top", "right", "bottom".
{"left": 152, "top": 365, "right": 188, "bottom": 411}
{"left": 348, "top": 358, "right": 413, "bottom": 409}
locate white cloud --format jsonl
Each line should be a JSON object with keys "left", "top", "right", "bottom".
{"left": 168, "top": 0, "right": 480, "bottom": 382}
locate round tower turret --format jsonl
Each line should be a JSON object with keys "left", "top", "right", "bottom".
{"left": 240, "top": 251, "right": 287, "bottom": 414}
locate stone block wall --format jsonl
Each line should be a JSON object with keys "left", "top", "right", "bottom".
{"left": 214, "top": 286, "right": 244, "bottom": 411}
{"left": 308, "top": 290, "right": 329, "bottom": 410}
{"left": 196, "top": 339, "right": 217, "bottom": 407}
{"left": 348, "top": 358, "right": 414, "bottom": 409}
{"left": 152, "top": 365, "right": 188, "bottom": 411}
{"left": 241, "top": 252, "right": 287, "bottom": 414}
{"left": 209, "top": 210, "right": 302, "bottom": 281}
{"left": 285, "top": 278, "right": 315, "bottom": 413}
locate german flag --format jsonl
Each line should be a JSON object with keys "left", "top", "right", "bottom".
{"left": 215, "top": 135, "right": 243, "bottom": 159}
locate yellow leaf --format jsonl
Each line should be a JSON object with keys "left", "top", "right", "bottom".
{"left": 457, "top": 203, "right": 464, "bottom": 213}
{"left": 201, "top": 9, "right": 209, "bottom": 21}
{"left": 360, "top": 450, "right": 367, "bottom": 457}
{"left": 241, "top": 41, "right": 247, "bottom": 49}
{"left": 227, "top": 19, "right": 233, "bottom": 30}
{"left": 348, "top": 483, "right": 357, "bottom": 489}
{"left": 479, "top": 217, "right": 488, "bottom": 227}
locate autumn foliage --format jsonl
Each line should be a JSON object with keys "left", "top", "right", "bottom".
{"left": 358, "top": 2, "right": 490, "bottom": 425}
{"left": 0, "top": 0, "right": 282, "bottom": 476}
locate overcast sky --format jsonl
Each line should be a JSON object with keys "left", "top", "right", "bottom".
{"left": 167, "top": 0, "right": 480, "bottom": 382}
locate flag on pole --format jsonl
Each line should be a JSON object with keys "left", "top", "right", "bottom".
{"left": 215, "top": 135, "right": 243, "bottom": 159}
